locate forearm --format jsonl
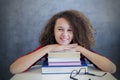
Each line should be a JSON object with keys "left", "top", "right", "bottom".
{"left": 10, "top": 45, "right": 50, "bottom": 74}
{"left": 78, "top": 46, "right": 116, "bottom": 73}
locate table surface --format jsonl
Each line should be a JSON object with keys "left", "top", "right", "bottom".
{"left": 10, "top": 65, "right": 117, "bottom": 80}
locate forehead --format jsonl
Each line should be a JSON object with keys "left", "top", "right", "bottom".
{"left": 55, "top": 18, "right": 71, "bottom": 28}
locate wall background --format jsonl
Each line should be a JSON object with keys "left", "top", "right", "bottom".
{"left": 0, "top": 0, "right": 120, "bottom": 80}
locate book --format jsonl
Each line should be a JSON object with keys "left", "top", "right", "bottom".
{"left": 42, "top": 51, "right": 86, "bottom": 74}
{"left": 48, "top": 51, "right": 80, "bottom": 58}
{"left": 48, "top": 61, "right": 81, "bottom": 66}
{"left": 41, "top": 61, "right": 87, "bottom": 74}
{"left": 48, "top": 57, "right": 80, "bottom": 62}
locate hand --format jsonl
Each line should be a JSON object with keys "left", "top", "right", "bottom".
{"left": 74, "top": 45, "right": 86, "bottom": 53}
{"left": 70, "top": 45, "right": 85, "bottom": 53}
{"left": 48, "top": 43, "right": 78, "bottom": 52}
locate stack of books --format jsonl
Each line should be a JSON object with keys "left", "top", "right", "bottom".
{"left": 48, "top": 51, "right": 81, "bottom": 66}
{"left": 42, "top": 51, "right": 87, "bottom": 74}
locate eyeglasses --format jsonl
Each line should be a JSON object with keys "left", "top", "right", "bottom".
{"left": 70, "top": 68, "right": 107, "bottom": 80}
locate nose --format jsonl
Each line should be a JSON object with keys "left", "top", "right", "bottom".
{"left": 62, "top": 30, "right": 68, "bottom": 37}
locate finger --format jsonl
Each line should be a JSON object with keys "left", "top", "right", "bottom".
{"left": 67, "top": 44, "right": 78, "bottom": 48}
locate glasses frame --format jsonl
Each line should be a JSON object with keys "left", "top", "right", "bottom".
{"left": 70, "top": 68, "right": 107, "bottom": 80}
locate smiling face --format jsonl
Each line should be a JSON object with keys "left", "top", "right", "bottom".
{"left": 54, "top": 18, "right": 73, "bottom": 45}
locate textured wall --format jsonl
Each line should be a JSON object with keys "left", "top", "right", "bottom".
{"left": 0, "top": 0, "right": 120, "bottom": 80}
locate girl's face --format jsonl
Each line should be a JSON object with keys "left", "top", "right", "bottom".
{"left": 54, "top": 18, "right": 73, "bottom": 45}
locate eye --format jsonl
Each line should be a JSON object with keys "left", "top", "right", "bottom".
{"left": 58, "top": 28, "right": 63, "bottom": 31}
{"left": 68, "top": 29, "right": 73, "bottom": 32}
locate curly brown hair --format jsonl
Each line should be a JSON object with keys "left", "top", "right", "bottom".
{"left": 39, "top": 10, "right": 95, "bottom": 49}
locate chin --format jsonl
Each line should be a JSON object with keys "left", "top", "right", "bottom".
{"left": 59, "top": 43, "right": 69, "bottom": 46}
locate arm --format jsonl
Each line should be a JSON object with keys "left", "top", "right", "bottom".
{"left": 76, "top": 46, "right": 116, "bottom": 73}
{"left": 10, "top": 44, "right": 77, "bottom": 74}
{"left": 10, "top": 45, "right": 50, "bottom": 74}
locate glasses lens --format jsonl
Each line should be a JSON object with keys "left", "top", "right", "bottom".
{"left": 79, "top": 68, "right": 87, "bottom": 74}
{"left": 70, "top": 70, "right": 78, "bottom": 80}
{"left": 71, "top": 70, "right": 78, "bottom": 77}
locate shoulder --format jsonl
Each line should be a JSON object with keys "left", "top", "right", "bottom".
{"left": 27, "top": 45, "right": 42, "bottom": 55}
{"left": 34, "top": 46, "right": 43, "bottom": 51}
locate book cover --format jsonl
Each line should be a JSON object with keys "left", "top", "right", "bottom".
{"left": 42, "top": 61, "right": 87, "bottom": 74}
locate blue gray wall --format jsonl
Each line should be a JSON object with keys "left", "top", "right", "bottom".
{"left": 0, "top": 0, "right": 120, "bottom": 80}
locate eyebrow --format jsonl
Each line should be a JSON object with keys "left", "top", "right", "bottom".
{"left": 57, "top": 26, "right": 62, "bottom": 28}
{"left": 57, "top": 26, "right": 72, "bottom": 29}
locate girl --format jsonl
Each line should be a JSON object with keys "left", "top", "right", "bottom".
{"left": 10, "top": 10, "right": 116, "bottom": 74}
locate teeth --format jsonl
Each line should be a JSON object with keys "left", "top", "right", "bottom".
{"left": 62, "top": 39, "right": 67, "bottom": 40}
{"left": 61, "top": 38, "right": 68, "bottom": 41}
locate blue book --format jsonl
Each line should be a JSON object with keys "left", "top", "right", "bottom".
{"left": 41, "top": 61, "right": 87, "bottom": 74}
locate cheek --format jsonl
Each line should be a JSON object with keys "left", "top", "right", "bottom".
{"left": 54, "top": 30, "right": 58, "bottom": 36}
{"left": 70, "top": 33, "right": 73, "bottom": 39}
{"left": 54, "top": 31, "right": 60, "bottom": 40}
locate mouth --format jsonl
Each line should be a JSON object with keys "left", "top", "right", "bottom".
{"left": 60, "top": 38, "right": 69, "bottom": 41}
{"left": 60, "top": 38, "right": 70, "bottom": 45}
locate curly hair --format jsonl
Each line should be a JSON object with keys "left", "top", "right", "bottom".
{"left": 39, "top": 10, "right": 95, "bottom": 49}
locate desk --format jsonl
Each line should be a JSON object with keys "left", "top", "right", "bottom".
{"left": 10, "top": 65, "right": 117, "bottom": 80}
